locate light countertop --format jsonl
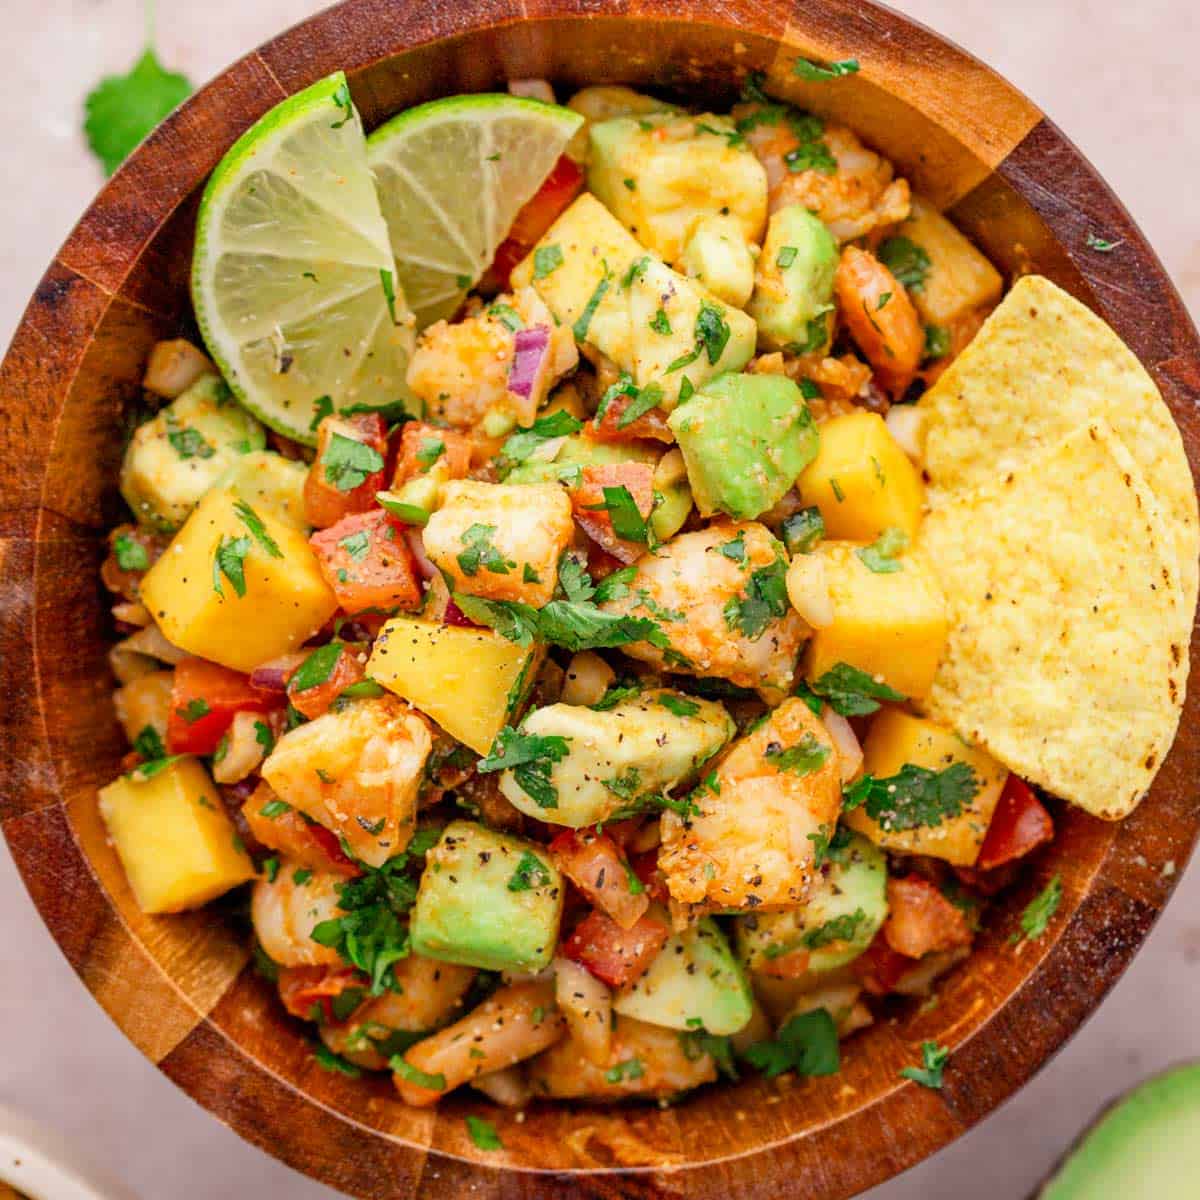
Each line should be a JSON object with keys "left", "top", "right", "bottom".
{"left": 1, "top": 2, "right": 1197, "bottom": 1197}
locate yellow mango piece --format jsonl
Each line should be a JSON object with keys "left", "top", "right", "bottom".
{"left": 368, "top": 617, "right": 542, "bottom": 754}
{"left": 798, "top": 411, "right": 924, "bottom": 541}
{"left": 845, "top": 708, "right": 1007, "bottom": 866}
{"left": 140, "top": 486, "right": 337, "bottom": 673}
{"left": 98, "top": 756, "right": 255, "bottom": 913}
{"left": 801, "top": 542, "right": 948, "bottom": 699}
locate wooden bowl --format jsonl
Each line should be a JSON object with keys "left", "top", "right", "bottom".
{"left": 2, "top": 1, "right": 1197, "bottom": 1196}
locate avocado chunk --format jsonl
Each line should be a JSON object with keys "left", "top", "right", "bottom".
{"left": 510, "top": 194, "right": 756, "bottom": 409}
{"left": 587, "top": 112, "right": 767, "bottom": 265}
{"left": 679, "top": 214, "right": 757, "bottom": 308}
{"left": 214, "top": 450, "right": 309, "bottom": 530}
{"left": 735, "top": 830, "right": 887, "bottom": 977}
{"left": 613, "top": 916, "right": 753, "bottom": 1036}
{"left": 120, "top": 374, "right": 266, "bottom": 531}
{"left": 498, "top": 689, "right": 735, "bottom": 828}
{"left": 1037, "top": 1062, "right": 1200, "bottom": 1198}
{"left": 503, "top": 434, "right": 658, "bottom": 486}
{"left": 668, "top": 373, "right": 819, "bottom": 520}
{"left": 410, "top": 820, "right": 563, "bottom": 972}
{"left": 748, "top": 205, "right": 839, "bottom": 352}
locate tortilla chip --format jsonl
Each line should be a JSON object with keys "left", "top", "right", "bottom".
{"left": 919, "top": 421, "right": 1186, "bottom": 819}
{"left": 920, "top": 274, "right": 1199, "bottom": 618}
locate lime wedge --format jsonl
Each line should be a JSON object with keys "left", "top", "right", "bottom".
{"left": 367, "top": 94, "right": 583, "bottom": 328}
{"left": 192, "top": 72, "right": 416, "bottom": 444}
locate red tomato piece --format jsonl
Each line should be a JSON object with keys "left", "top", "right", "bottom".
{"left": 569, "top": 462, "right": 656, "bottom": 564}
{"left": 853, "top": 932, "right": 918, "bottom": 996}
{"left": 277, "top": 965, "right": 368, "bottom": 1022}
{"left": 549, "top": 829, "right": 650, "bottom": 931}
{"left": 287, "top": 642, "right": 366, "bottom": 720}
{"left": 391, "top": 422, "right": 474, "bottom": 490}
{"left": 479, "top": 155, "right": 585, "bottom": 292}
{"left": 976, "top": 775, "right": 1054, "bottom": 871}
{"left": 310, "top": 509, "right": 423, "bottom": 616}
{"left": 585, "top": 392, "right": 674, "bottom": 444}
{"left": 561, "top": 908, "right": 669, "bottom": 988}
{"left": 166, "top": 657, "right": 275, "bottom": 755}
{"left": 304, "top": 412, "right": 389, "bottom": 529}
{"left": 628, "top": 849, "right": 670, "bottom": 905}
{"left": 883, "top": 875, "right": 973, "bottom": 961}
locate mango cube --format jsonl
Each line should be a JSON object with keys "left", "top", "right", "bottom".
{"left": 140, "top": 485, "right": 337, "bottom": 673}
{"left": 845, "top": 708, "right": 1007, "bottom": 865}
{"left": 801, "top": 542, "right": 948, "bottom": 699}
{"left": 98, "top": 756, "right": 255, "bottom": 913}
{"left": 368, "top": 616, "right": 542, "bottom": 754}
{"left": 798, "top": 411, "right": 924, "bottom": 541}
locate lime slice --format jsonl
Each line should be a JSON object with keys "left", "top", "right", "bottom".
{"left": 192, "top": 71, "right": 416, "bottom": 444}
{"left": 367, "top": 94, "right": 583, "bottom": 328}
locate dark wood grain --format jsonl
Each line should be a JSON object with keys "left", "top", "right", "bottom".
{"left": 1, "top": 0, "right": 1198, "bottom": 1196}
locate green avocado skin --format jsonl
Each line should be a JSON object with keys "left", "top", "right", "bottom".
{"left": 668, "top": 372, "right": 819, "bottom": 520}
{"left": 1036, "top": 1062, "right": 1200, "bottom": 1198}
{"left": 410, "top": 820, "right": 563, "bottom": 973}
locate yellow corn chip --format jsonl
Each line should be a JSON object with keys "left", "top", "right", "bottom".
{"left": 919, "top": 421, "right": 1186, "bottom": 819}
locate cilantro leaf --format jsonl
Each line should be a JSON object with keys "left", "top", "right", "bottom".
{"left": 234, "top": 499, "right": 283, "bottom": 559}
{"left": 792, "top": 57, "right": 860, "bottom": 81}
{"left": 680, "top": 1029, "right": 739, "bottom": 1078}
{"left": 557, "top": 555, "right": 596, "bottom": 603}
{"left": 1012, "top": 874, "right": 1062, "bottom": 945}
{"left": 593, "top": 565, "right": 637, "bottom": 604}
{"left": 290, "top": 643, "right": 343, "bottom": 692}
{"left": 616, "top": 383, "right": 664, "bottom": 429}
{"left": 414, "top": 437, "right": 445, "bottom": 470}
{"left": 113, "top": 532, "right": 149, "bottom": 571}
{"left": 391, "top": 1057, "right": 446, "bottom": 1092}
{"left": 842, "top": 762, "right": 979, "bottom": 831}
{"left": 212, "top": 535, "right": 252, "bottom": 598}
{"left": 723, "top": 557, "right": 788, "bottom": 640}
{"left": 781, "top": 507, "right": 824, "bottom": 556}
{"left": 313, "top": 1043, "right": 362, "bottom": 1078}
{"left": 604, "top": 1057, "right": 645, "bottom": 1083}
{"left": 765, "top": 732, "right": 830, "bottom": 776}
{"left": 856, "top": 527, "right": 908, "bottom": 573}
{"left": 536, "top": 602, "right": 668, "bottom": 653}
{"left": 806, "top": 662, "right": 905, "bottom": 716}
{"left": 500, "top": 410, "right": 582, "bottom": 468}
{"left": 84, "top": 47, "right": 193, "bottom": 176}
{"left": 924, "top": 324, "right": 951, "bottom": 360}
{"left": 743, "top": 1008, "right": 839, "bottom": 1077}
{"left": 132, "top": 724, "right": 165, "bottom": 761}
{"left": 877, "top": 236, "right": 932, "bottom": 292}
{"left": 695, "top": 302, "right": 731, "bottom": 364}
{"left": 177, "top": 697, "right": 210, "bottom": 724}
{"left": 591, "top": 679, "right": 643, "bottom": 711}
{"left": 451, "top": 594, "right": 541, "bottom": 647}
{"left": 457, "top": 524, "right": 515, "bottom": 576}
{"left": 322, "top": 432, "right": 384, "bottom": 492}
{"left": 478, "top": 726, "right": 571, "bottom": 809}
{"left": 808, "top": 823, "right": 853, "bottom": 869}
{"left": 465, "top": 1115, "right": 503, "bottom": 1149}
{"left": 802, "top": 907, "right": 867, "bottom": 949}
{"left": 533, "top": 244, "right": 564, "bottom": 279}
{"left": 659, "top": 694, "right": 700, "bottom": 718}
{"left": 573, "top": 268, "right": 612, "bottom": 342}
{"left": 507, "top": 850, "right": 553, "bottom": 892}
{"left": 900, "top": 1040, "right": 949, "bottom": 1089}
{"left": 165, "top": 414, "right": 214, "bottom": 460}
{"left": 1085, "top": 232, "right": 1121, "bottom": 253}
{"left": 584, "top": 484, "right": 647, "bottom": 543}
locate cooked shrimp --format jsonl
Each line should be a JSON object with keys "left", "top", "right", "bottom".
{"left": 659, "top": 698, "right": 842, "bottom": 917}
{"left": 834, "top": 246, "right": 923, "bottom": 395}
{"left": 599, "top": 522, "right": 809, "bottom": 692}
{"left": 735, "top": 107, "right": 910, "bottom": 241}
{"left": 251, "top": 862, "right": 345, "bottom": 967}
{"left": 528, "top": 1015, "right": 716, "bottom": 1100}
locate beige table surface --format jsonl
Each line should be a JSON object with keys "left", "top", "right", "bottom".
{"left": 1, "top": 2, "right": 1197, "bottom": 1197}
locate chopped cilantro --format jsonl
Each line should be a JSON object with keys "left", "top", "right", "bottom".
{"left": 309, "top": 396, "right": 334, "bottom": 431}
{"left": 339, "top": 530, "right": 371, "bottom": 562}
{"left": 765, "top": 732, "right": 830, "bottom": 776}
{"left": 113, "top": 533, "right": 149, "bottom": 571}
{"left": 177, "top": 698, "right": 210, "bottom": 724}
{"left": 533, "top": 244, "right": 564, "bottom": 278}
{"left": 132, "top": 725, "right": 165, "bottom": 761}
{"left": 573, "top": 268, "right": 612, "bottom": 343}
{"left": 323, "top": 432, "right": 384, "bottom": 492}
{"left": 924, "top": 323, "right": 951, "bottom": 360}
{"left": 500, "top": 410, "right": 583, "bottom": 466}
{"left": 781, "top": 507, "right": 824, "bottom": 555}
{"left": 719, "top": 533, "right": 747, "bottom": 563}
{"left": 488, "top": 303, "right": 523, "bottom": 332}
{"left": 842, "top": 762, "right": 979, "bottom": 831}
{"left": 723, "top": 557, "right": 788, "bottom": 640}
{"left": 878, "top": 236, "right": 932, "bottom": 292}
{"left": 776, "top": 245, "right": 799, "bottom": 269}
{"left": 379, "top": 268, "right": 399, "bottom": 323}
{"left": 785, "top": 312, "right": 830, "bottom": 355}
{"left": 212, "top": 534, "right": 252, "bottom": 598}
{"left": 233, "top": 499, "right": 283, "bottom": 559}
{"left": 253, "top": 720, "right": 275, "bottom": 755}
{"left": 478, "top": 726, "right": 571, "bottom": 809}
{"left": 650, "top": 308, "right": 672, "bottom": 335}
{"left": 808, "top": 823, "right": 853, "bottom": 868}
{"left": 616, "top": 383, "right": 664, "bottom": 429}
{"left": 391, "top": 1057, "right": 446, "bottom": 1091}
{"left": 803, "top": 907, "right": 866, "bottom": 949}
{"left": 259, "top": 799, "right": 291, "bottom": 819}
{"left": 792, "top": 57, "right": 860, "bottom": 81}
{"left": 743, "top": 1008, "right": 839, "bottom": 1077}
{"left": 659, "top": 693, "right": 700, "bottom": 718}
{"left": 1012, "top": 874, "right": 1062, "bottom": 944}
{"left": 584, "top": 485, "right": 647, "bottom": 542}
{"left": 856, "top": 527, "right": 908, "bottom": 573}
{"left": 457, "top": 524, "right": 515, "bottom": 577}
{"left": 591, "top": 679, "right": 642, "bottom": 711}
{"left": 465, "top": 1115, "right": 503, "bottom": 1149}
{"left": 807, "top": 662, "right": 905, "bottom": 716}
{"left": 1085, "top": 233, "right": 1121, "bottom": 253}
{"left": 900, "top": 1041, "right": 949, "bottom": 1089}
{"left": 414, "top": 437, "right": 445, "bottom": 469}
{"left": 165, "top": 414, "right": 214, "bottom": 460}
{"left": 593, "top": 564, "right": 637, "bottom": 604}
{"left": 604, "top": 1057, "right": 645, "bottom": 1083}
{"left": 290, "top": 642, "right": 343, "bottom": 693}
{"left": 507, "top": 850, "right": 553, "bottom": 892}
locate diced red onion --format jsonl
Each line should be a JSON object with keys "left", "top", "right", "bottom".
{"left": 249, "top": 652, "right": 306, "bottom": 693}
{"left": 404, "top": 527, "right": 438, "bottom": 580}
{"left": 443, "top": 597, "right": 481, "bottom": 628}
{"left": 507, "top": 325, "right": 553, "bottom": 425}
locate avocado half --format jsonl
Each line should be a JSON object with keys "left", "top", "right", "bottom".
{"left": 1035, "top": 1062, "right": 1200, "bottom": 1197}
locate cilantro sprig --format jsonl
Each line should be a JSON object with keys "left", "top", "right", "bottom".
{"left": 800, "top": 662, "right": 905, "bottom": 717}
{"left": 478, "top": 727, "right": 571, "bottom": 809}
{"left": 743, "top": 1008, "right": 840, "bottom": 1077}
{"left": 843, "top": 762, "right": 979, "bottom": 832}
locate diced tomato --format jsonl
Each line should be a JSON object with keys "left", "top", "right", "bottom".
{"left": 304, "top": 412, "right": 389, "bottom": 529}
{"left": 628, "top": 849, "right": 670, "bottom": 905}
{"left": 883, "top": 875, "right": 973, "bottom": 961}
{"left": 391, "top": 422, "right": 473, "bottom": 490}
{"left": 853, "top": 932, "right": 918, "bottom": 996}
{"left": 569, "top": 462, "right": 656, "bottom": 564}
{"left": 480, "top": 155, "right": 585, "bottom": 292}
{"left": 310, "top": 509, "right": 422, "bottom": 616}
{"left": 976, "top": 775, "right": 1054, "bottom": 871}
{"left": 585, "top": 542, "right": 627, "bottom": 581}
{"left": 550, "top": 829, "right": 650, "bottom": 930}
{"left": 287, "top": 642, "right": 366, "bottom": 720}
{"left": 242, "top": 782, "right": 360, "bottom": 877}
{"left": 100, "top": 523, "right": 169, "bottom": 602}
{"left": 561, "top": 908, "right": 669, "bottom": 988}
{"left": 585, "top": 392, "right": 674, "bottom": 444}
{"left": 166, "top": 657, "right": 276, "bottom": 755}
{"left": 277, "top": 965, "right": 368, "bottom": 1022}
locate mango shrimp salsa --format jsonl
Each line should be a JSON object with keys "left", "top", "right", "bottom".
{"left": 98, "top": 68, "right": 1196, "bottom": 1118}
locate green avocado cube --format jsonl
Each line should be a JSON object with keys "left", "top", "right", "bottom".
{"left": 668, "top": 373, "right": 819, "bottom": 520}
{"left": 410, "top": 820, "right": 563, "bottom": 972}
{"left": 748, "top": 205, "right": 839, "bottom": 352}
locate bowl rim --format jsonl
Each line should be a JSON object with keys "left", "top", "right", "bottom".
{"left": 1, "top": 0, "right": 1198, "bottom": 1196}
